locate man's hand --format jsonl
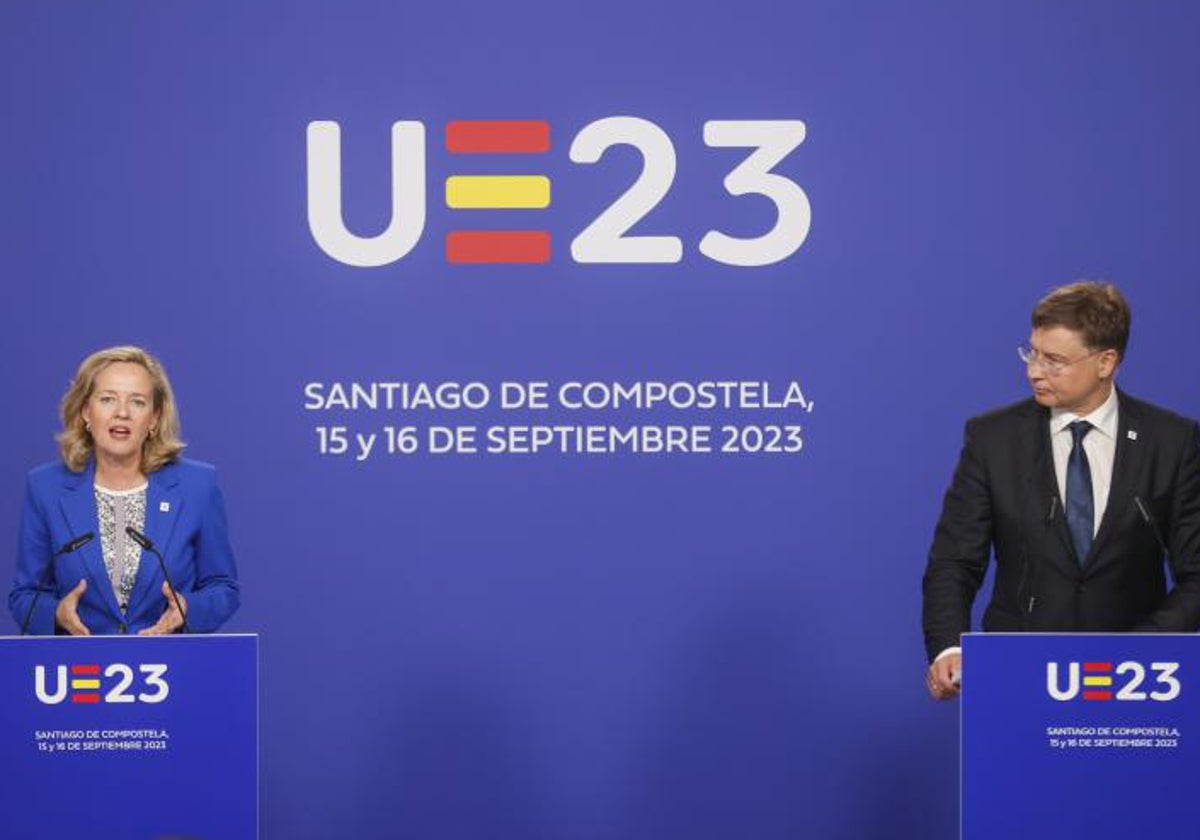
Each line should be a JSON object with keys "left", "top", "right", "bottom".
{"left": 138, "top": 582, "right": 188, "bottom": 635}
{"left": 54, "top": 579, "right": 92, "bottom": 636}
{"left": 927, "top": 652, "right": 961, "bottom": 700}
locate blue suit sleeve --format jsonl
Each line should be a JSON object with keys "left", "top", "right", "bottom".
{"left": 184, "top": 470, "right": 241, "bottom": 632}
{"left": 8, "top": 474, "right": 60, "bottom": 635}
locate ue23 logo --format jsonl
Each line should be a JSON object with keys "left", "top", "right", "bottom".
{"left": 35, "top": 663, "right": 169, "bottom": 705}
{"left": 1045, "top": 661, "right": 1180, "bottom": 702}
{"left": 306, "top": 118, "right": 810, "bottom": 268}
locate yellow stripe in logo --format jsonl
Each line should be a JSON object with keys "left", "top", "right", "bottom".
{"left": 1082, "top": 676, "right": 1113, "bottom": 687}
{"left": 71, "top": 679, "right": 101, "bottom": 689}
{"left": 445, "top": 176, "right": 551, "bottom": 209}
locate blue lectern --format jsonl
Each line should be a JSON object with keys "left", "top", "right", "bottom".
{"left": 962, "top": 633, "right": 1198, "bottom": 840}
{"left": 0, "top": 634, "right": 257, "bottom": 840}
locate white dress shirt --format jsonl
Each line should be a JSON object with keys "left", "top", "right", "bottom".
{"left": 1050, "top": 384, "right": 1118, "bottom": 537}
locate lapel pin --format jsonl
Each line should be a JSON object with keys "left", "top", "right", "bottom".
{"left": 1127, "top": 430, "right": 1138, "bottom": 441}
{"left": 160, "top": 501, "right": 171, "bottom": 512}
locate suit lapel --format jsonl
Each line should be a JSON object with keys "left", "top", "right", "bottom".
{"left": 1087, "top": 390, "right": 1140, "bottom": 568}
{"left": 57, "top": 462, "right": 123, "bottom": 621}
{"left": 126, "top": 463, "right": 184, "bottom": 618}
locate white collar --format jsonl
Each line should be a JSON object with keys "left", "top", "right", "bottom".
{"left": 94, "top": 481, "right": 149, "bottom": 496}
{"left": 1050, "top": 385, "right": 1119, "bottom": 439}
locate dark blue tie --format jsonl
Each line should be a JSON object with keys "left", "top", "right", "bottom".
{"left": 1066, "top": 421, "right": 1094, "bottom": 565}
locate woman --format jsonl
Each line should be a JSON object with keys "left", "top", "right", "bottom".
{"left": 8, "top": 346, "right": 240, "bottom": 635}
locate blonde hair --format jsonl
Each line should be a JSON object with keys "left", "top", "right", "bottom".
{"left": 57, "top": 346, "right": 186, "bottom": 473}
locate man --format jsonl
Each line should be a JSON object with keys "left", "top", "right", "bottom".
{"left": 922, "top": 282, "right": 1200, "bottom": 700}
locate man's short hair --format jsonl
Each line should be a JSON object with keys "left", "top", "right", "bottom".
{"left": 1032, "top": 281, "right": 1131, "bottom": 360}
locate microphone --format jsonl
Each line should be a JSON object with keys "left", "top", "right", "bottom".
{"left": 125, "top": 526, "right": 190, "bottom": 633}
{"left": 1134, "top": 496, "right": 1171, "bottom": 559}
{"left": 20, "top": 532, "right": 95, "bottom": 636}
{"left": 1029, "top": 493, "right": 1062, "bottom": 616}
{"left": 59, "top": 533, "right": 95, "bottom": 554}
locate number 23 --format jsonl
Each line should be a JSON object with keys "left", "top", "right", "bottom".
{"left": 570, "top": 118, "right": 810, "bottom": 266}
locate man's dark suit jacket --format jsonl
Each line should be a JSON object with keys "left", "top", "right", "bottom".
{"left": 922, "top": 390, "right": 1200, "bottom": 662}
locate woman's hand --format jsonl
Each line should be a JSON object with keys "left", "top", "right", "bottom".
{"left": 54, "top": 579, "right": 92, "bottom": 636}
{"left": 139, "top": 581, "right": 189, "bottom": 635}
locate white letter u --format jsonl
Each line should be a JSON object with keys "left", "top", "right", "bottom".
{"left": 306, "top": 121, "right": 427, "bottom": 267}
{"left": 34, "top": 665, "right": 68, "bottom": 705}
{"left": 1046, "top": 662, "right": 1080, "bottom": 701}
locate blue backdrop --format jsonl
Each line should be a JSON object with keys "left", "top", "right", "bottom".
{"left": 4, "top": 2, "right": 1200, "bottom": 838}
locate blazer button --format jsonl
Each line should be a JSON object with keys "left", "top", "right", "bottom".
{"left": 118, "top": 623, "right": 127, "bottom": 634}
{"left": 1076, "top": 584, "right": 1086, "bottom": 595}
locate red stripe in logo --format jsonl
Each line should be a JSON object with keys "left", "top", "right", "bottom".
{"left": 71, "top": 694, "right": 101, "bottom": 704}
{"left": 1083, "top": 662, "right": 1113, "bottom": 673}
{"left": 447, "top": 231, "right": 551, "bottom": 264}
{"left": 446, "top": 121, "right": 550, "bottom": 154}
{"left": 1083, "top": 690, "right": 1113, "bottom": 701}
{"left": 71, "top": 664, "right": 101, "bottom": 675}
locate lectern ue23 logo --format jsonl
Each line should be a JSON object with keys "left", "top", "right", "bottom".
{"left": 35, "top": 663, "right": 170, "bottom": 705}
{"left": 1046, "top": 661, "right": 1181, "bottom": 702}
{"left": 306, "top": 118, "right": 811, "bottom": 267}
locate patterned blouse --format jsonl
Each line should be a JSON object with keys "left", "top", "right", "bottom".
{"left": 94, "top": 483, "right": 148, "bottom": 612}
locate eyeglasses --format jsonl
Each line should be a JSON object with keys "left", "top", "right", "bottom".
{"left": 1017, "top": 344, "right": 1104, "bottom": 376}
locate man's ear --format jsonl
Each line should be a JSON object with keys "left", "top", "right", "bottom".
{"left": 1098, "top": 349, "right": 1119, "bottom": 379}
